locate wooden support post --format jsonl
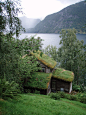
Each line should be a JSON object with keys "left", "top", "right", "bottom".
{"left": 69, "top": 82, "right": 72, "bottom": 93}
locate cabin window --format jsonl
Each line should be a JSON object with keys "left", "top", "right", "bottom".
{"left": 42, "top": 67, "right": 46, "bottom": 72}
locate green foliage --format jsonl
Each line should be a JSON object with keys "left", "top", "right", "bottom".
{"left": 19, "top": 56, "right": 40, "bottom": 79}
{"left": 73, "top": 84, "right": 81, "bottom": 92}
{"left": 57, "top": 91, "right": 66, "bottom": 98}
{"left": 53, "top": 68, "right": 74, "bottom": 82}
{"left": 0, "top": 0, "right": 24, "bottom": 37}
{"left": 21, "top": 36, "right": 43, "bottom": 53}
{"left": 18, "top": 56, "right": 41, "bottom": 90}
{"left": 0, "top": 33, "right": 43, "bottom": 92}
{"left": 42, "top": 45, "right": 58, "bottom": 62}
{"left": 64, "top": 94, "right": 71, "bottom": 100}
{"left": 0, "top": 0, "right": 44, "bottom": 94}
{"left": 58, "top": 91, "right": 86, "bottom": 104}
{"left": 31, "top": 50, "right": 57, "bottom": 69}
{"left": 77, "top": 92, "right": 86, "bottom": 98}
{"left": 25, "top": 72, "right": 52, "bottom": 89}
{"left": 0, "top": 78, "right": 20, "bottom": 100}
{"left": 73, "top": 83, "right": 85, "bottom": 92}
{"left": 57, "top": 29, "right": 86, "bottom": 85}
{"left": 69, "top": 95, "right": 78, "bottom": 101}
{"left": 79, "top": 93, "right": 86, "bottom": 104}
{"left": 0, "top": 34, "right": 20, "bottom": 82}
{"left": 34, "top": 90, "right": 40, "bottom": 94}
{"left": 80, "top": 97, "right": 86, "bottom": 104}
{"left": 50, "top": 93, "right": 60, "bottom": 100}
{"left": 56, "top": 92, "right": 78, "bottom": 101}
{"left": 1, "top": 94, "right": 86, "bottom": 115}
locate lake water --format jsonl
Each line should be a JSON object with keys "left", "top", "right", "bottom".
{"left": 18, "top": 33, "right": 86, "bottom": 49}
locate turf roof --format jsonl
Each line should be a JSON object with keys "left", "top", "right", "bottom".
{"left": 53, "top": 68, "right": 74, "bottom": 82}
{"left": 25, "top": 72, "right": 52, "bottom": 89}
{"left": 30, "top": 50, "right": 57, "bottom": 69}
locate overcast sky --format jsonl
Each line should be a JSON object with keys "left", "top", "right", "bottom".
{"left": 19, "top": 0, "right": 83, "bottom": 19}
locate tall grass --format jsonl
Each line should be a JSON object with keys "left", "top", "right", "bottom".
{"left": 0, "top": 93, "right": 86, "bottom": 115}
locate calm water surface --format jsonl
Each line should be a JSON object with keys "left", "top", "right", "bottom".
{"left": 18, "top": 33, "right": 86, "bottom": 49}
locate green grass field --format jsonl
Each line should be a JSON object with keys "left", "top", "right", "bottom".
{"left": 0, "top": 93, "right": 86, "bottom": 115}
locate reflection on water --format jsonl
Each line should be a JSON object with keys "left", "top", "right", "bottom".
{"left": 17, "top": 33, "right": 86, "bottom": 49}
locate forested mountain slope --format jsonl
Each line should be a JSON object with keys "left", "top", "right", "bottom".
{"left": 28, "top": 1, "right": 86, "bottom": 33}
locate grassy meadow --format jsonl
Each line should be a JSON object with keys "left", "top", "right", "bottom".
{"left": 0, "top": 93, "right": 86, "bottom": 115}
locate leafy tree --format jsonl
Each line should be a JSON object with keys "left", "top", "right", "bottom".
{"left": 0, "top": 0, "right": 43, "bottom": 94}
{"left": 43, "top": 45, "right": 58, "bottom": 62}
{"left": 0, "top": 34, "right": 20, "bottom": 81}
{"left": 21, "top": 36, "right": 43, "bottom": 54}
{"left": 18, "top": 55, "right": 41, "bottom": 91}
{"left": 0, "top": 0, "right": 24, "bottom": 82}
{"left": 57, "top": 29, "right": 86, "bottom": 85}
{"left": 0, "top": 34, "right": 42, "bottom": 82}
{"left": 0, "top": 0, "right": 24, "bottom": 37}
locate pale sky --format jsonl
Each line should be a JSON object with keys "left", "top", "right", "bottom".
{"left": 19, "top": 0, "right": 83, "bottom": 19}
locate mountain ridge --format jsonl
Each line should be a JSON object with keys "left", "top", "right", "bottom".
{"left": 27, "top": 1, "right": 86, "bottom": 34}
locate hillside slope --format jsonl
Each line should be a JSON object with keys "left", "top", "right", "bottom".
{"left": 0, "top": 94, "right": 86, "bottom": 115}
{"left": 28, "top": 1, "right": 86, "bottom": 33}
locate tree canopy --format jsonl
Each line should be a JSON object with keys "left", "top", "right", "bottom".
{"left": 42, "top": 45, "right": 58, "bottom": 62}
{"left": 57, "top": 29, "right": 86, "bottom": 85}
{"left": 0, "top": 0, "right": 43, "bottom": 94}
{"left": 0, "top": 0, "right": 24, "bottom": 37}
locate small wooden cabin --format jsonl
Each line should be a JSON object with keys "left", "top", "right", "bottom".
{"left": 52, "top": 68, "right": 73, "bottom": 93}
{"left": 23, "top": 50, "right": 74, "bottom": 94}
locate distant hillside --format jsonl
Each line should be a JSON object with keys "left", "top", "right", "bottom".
{"left": 28, "top": 1, "right": 86, "bottom": 34}
{"left": 19, "top": 16, "right": 41, "bottom": 30}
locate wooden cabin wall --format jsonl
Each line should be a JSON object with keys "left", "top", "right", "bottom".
{"left": 38, "top": 61, "right": 53, "bottom": 73}
{"left": 24, "top": 87, "right": 47, "bottom": 95}
{"left": 51, "top": 77, "right": 70, "bottom": 93}
{"left": 69, "top": 82, "right": 72, "bottom": 93}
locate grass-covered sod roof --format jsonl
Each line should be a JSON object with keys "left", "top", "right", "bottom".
{"left": 30, "top": 50, "right": 57, "bottom": 69}
{"left": 26, "top": 72, "right": 52, "bottom": 89}
{"left": 53, "top": 68, "right": 74, "bottom": 82}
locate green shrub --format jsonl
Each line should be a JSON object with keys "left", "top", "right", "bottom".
{"left": 80, "top": 97, "right": 86, "bottom": 104}
{"left": 58, "top": 91, "right": 66, "bottom": 98}
{"left": 80, "top": 85, "right": 84, "bottom": 92}
{"left": 69, "top": 95, "right": 78, "bottom": 101}
{"left": 77, "top": 92, "right": 86, "bottom": 98}
{"left": 64, "top": 94, "right": 71, "bottom": 100}
{"left": 73, "top": 84, "right": 85, "bottom": 93}
{"left": 24, "top": 89, "right": 31, "bottom": 93}
{"left": 50, "top": 93, "right": 60, "bottom": 100}
{"left": 0, "top": 78, "right": 20, "bottom": 100}
{"left": 77, "top": 93, "right": 86, "bottom": 104}
{"left": 34, "top": 90, "right": 40, "bottom": 94}
{"left": 72, "top": 84, "right": 80, "bottom": 92}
